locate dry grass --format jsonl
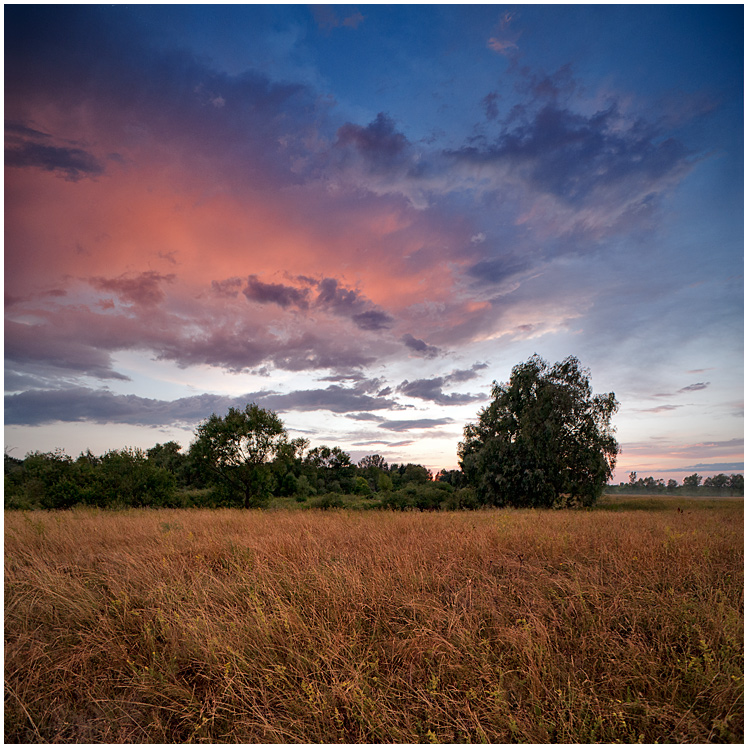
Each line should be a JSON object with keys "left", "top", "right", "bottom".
{"left": 5, "top": 499, "right": 743, "bottom": 743}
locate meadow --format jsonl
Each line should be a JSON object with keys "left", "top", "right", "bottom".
{"left": 4, "top": 497, "right": 743, "bottom": 743}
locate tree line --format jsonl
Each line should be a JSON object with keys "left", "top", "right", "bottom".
{"left": 8, "top": 355, "right": 737, "bottom": 511}
{"left": 607, "top": 471, "right": 744, "bottom": 496}
{"left": 3, "top": 438, "right": 459, "bottom": 512}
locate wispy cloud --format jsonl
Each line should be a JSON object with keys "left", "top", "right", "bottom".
{"left": 678, "top": 382, "right": 710, "bottom": 393}
{"left": 656, "top": 462, "right": 743, "bottom": 474}
{"left": 89, "top": 272, "right": 176, "bottom": 307}
{"left": 487, "top": 11, "right": 521, "bottom": 57}
{"left": 5, "top": 141, "right": 105, "bottom": 181}
{"left": 312, "top": 6, "right": 365, "bottom": 32}
{"left": 378, "top": 418, "right": 454, "bottom": 432}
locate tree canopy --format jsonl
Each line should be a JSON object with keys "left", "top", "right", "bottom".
{"left": 458, "top": 355, "right": 619, "bottom": 507}
{"left": 191, "top": 404, "right": 288, "bottom": 508}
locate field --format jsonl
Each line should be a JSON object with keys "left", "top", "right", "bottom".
{"left": 5, "top": 497, "right": 743, "bottom": 743}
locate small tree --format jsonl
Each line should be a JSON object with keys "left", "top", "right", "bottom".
{"left": 728, "top": 473, "right": 744, "bottom": 495}
{"left": 191, "top": 404, "right": 287, "bottom": 508}
{"left": 458, "top": 355, "right": 619, "bottom": 507}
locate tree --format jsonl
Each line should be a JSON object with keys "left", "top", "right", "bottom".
{"left": 97, "top": 448, "right": 177, "bottom": 507}
{"left": 358, "top": 454, "right": 388, "bottom": 471}
{"left": 191, "top": 404, "right": 288, "bottom": 508}
{"left": 358, "top": 454, "right": 389, "bottom": 492}
{"left": 728, "top": 473, "right": 744, "bottom": 495}
{"left": 683, "top": 473, "right": 702, "bottom": 489}
{"left": 304, "top": 445, "right": 354, "bottom": 493}
{"left": 704, "top": 473, "right": 729, "bottom": 491}
{"left": 458, "top": 355, "right": 619, "bottom": 507}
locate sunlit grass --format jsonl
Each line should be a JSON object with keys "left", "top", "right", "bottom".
{"left": 5, "top": 499, "right": 743, "bottom": 743}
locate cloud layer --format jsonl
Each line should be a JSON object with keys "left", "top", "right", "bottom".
{"left": 4, "top": 5, "right": 742, "bottom": 476}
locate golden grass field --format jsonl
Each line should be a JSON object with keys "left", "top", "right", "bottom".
{"left": 4, "top": 497, "right": 743, "bottom": 743}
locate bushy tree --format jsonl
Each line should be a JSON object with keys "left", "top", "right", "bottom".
{"left": 97, "top": 448, "right": 177, "bottom": 507}
{"left": 191, "top": 404, "right": 288, "bottom": 508}
{"left": 458, "top": 355, "right": 619, "bottom": 507}
{"left": 358, "top": 454, "right": 389, "bottom": 492}
{"left": 304, "top": 445, "right": 354, "bottom": 493}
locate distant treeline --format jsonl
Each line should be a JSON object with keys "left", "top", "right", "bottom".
{"left": 607, "top": 471, "right": 743, "bottom": 497}
{"left": 3, "top": 445, "right": 477, "bottom": 512}
{"left": 5, "top": 446, "right": 743, "bottom": 511}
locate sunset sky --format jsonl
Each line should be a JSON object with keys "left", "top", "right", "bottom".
{"left": 4, "top": 4, "right": 743, "bottom": 482}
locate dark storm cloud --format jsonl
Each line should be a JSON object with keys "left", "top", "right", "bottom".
{"left": 89, "top": 272, "right": 176, "bottom": 307}
{"left": 243, "top": 275, "right": 310, "bottom": 309}
{"left": 401, "top": 333, "right": 440, "bottom": 358}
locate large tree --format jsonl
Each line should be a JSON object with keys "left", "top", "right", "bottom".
{"left": 458, "top": 355, "right": 619, "bottom": 507}
{"left": 191, "top": 404, "right": 288, "bottom": 508}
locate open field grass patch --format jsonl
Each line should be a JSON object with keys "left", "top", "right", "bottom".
{"left": 5, "top": 499, "right": 743, "bottom": 743}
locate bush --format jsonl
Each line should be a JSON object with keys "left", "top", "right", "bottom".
{"left": 308, "top": 493, "right": 346, "bottom": 510}
{"left": 379, "top": 482, "right": 453, "bottom": 511}
{"left": 4, "top": 448, "right": 177, "bottom": 510}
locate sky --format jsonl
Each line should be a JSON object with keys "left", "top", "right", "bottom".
{"left": 4, "top": 3, "right": 744, "bottom": 483}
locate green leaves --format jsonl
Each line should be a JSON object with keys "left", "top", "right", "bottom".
{"left": 192, "top": 404, "right": 288, "bottom": 508}
{"left": 459, "top": 355, "right": 619, "bottom": 508}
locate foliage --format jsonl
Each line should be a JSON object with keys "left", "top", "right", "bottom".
{"left": 95, "top": 448, "right": 177, "bottom": 507}
{"left": 609, "top": 472, "right": 744, "bottom": 497}
{"left": 459, "top": 355, "right": 619, "bottom": 508}
{"left": 190, "top": 404, "right": 288, "bottom": 508}
{"left": 4, "top": 448, "right": 176, "bottom": 510}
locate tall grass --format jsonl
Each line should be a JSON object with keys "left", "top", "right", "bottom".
{"left": 5, "top": 499, "right": 743, "bottom": 743}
